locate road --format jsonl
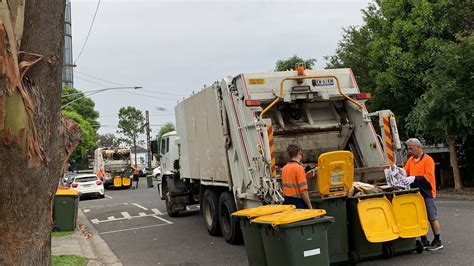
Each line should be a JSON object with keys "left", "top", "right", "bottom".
{"left": 79, "top": 181, "right": 474, "bottom": 266}
{"left": 79, "top": 180, "right": 247, "bottom": 266}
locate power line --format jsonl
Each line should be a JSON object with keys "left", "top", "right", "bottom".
{"left": 75, "top": 75, "right": 179, "bottom": 101}
{"left": 76, "top": 70, "right": 127, "bottom": 87}
{"left": 74, "top": 0, "right": 101, "bottom": 64}
{"left": 76, "top": 71, "right": 187, "bottom": 97}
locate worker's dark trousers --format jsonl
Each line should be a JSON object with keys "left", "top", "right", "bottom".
{"left": 284, "top": 196, "right": 308, "bottom": 209}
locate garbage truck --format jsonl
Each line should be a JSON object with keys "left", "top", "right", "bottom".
{"left": 158, "top": 67, "right": 402, "bottom": 244}
{"left": 94, "top": 147, "right": 132, "bottom": 187}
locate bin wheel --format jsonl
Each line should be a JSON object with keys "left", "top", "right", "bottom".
{"left": 349, "top": 250, "right": 360, "bottom": 264}
{"left": 218, "top": 191, "right": 243, "bottom": 245}
{"left": 203, "top": 189, "right": 222, "bottom": 236}
{"left": 415, "top": 240, "right": 424, "bottom": 254}
{"left": 383, "top": 243, "right": 394, "bottom": 259}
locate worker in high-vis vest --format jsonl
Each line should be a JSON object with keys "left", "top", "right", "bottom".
{"left": 404, "top": 138, "right": 443, "bottom": 251}
{"left": 281, "top": 144, "right": 315, "bottom": 209}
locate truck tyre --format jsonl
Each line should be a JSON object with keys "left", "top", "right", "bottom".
{"left": 219, "top": 191, "right": 243, "bottom": 244}
{"left": 203, "top": 189, "right": 221, "bottom": 236}
{"left": 165, "top": 193, "right": 179, "bottom": 217}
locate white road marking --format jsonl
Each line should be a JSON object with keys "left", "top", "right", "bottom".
{"left": 121, "top": 212, "right": 132, "bottom": 219}
{"left": 104, "top": 195, "right": 113, "bottom": 199}
{"left": 151, "top": 208, "right": 163, "bottom": 215}
{"left": 83, "top": 209, "right": 90, "bottom": 213}
{"left": 91, "top": 212, "right": 167, "bottom": 224}
{"left": 99, "top": 223, "right": 171, "bottom": 235}
{"left": 152, "top": 215, "right": 173, "bottom": 224}
{"left": 132, "top": 203, "right": 148, "bottom": 210}
{"left": 123, "top": 203, "right": 129, "bottom": 205}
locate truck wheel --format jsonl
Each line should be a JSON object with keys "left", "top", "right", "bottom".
{"left": 219, "top": 191, "right": 243, "bottom": 244}
{"left": 166, "top": 192, "right": 179, "bottom": 217}
{"left": 203, "top": 189, "right": 221, "bottom": 236}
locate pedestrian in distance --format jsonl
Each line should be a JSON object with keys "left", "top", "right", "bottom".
{"left": 132, "top": 165, "right": 140, "bottom": 189}
{"left": 281, "top": 144, "right": 316, "bottom": 209}
{"left": 404, "top": 138, "right": 443, "bottom": 251}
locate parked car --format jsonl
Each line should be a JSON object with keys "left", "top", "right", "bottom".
{"left": 70, "top": 174, "right": 105, "bottom": 199}
{"left": 62, "top": 172, "right": 76, "bottom": 186}
{"left": 138, "top": 166, "right": 152, "bottom": 177}
{"left": 152, "top": 166, "right": 161, "bottom": 179}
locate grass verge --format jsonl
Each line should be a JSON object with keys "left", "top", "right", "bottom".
{"left": 52, "top": 255, "right": 86, "bottom": 266}
{"left": 51, "top": 231, "right": 75, "bottom": 237}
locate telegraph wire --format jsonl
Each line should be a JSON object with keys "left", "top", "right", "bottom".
{"left": 74, "top": 0, "right": 101, "bottom": 64}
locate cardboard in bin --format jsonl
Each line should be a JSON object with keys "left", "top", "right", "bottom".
{"left": 252, "top": 209, "right": 326, "bottom": 227}
{"left": 317, "top": 151, "right": 354, "bottom": 196}
{"left": 357, "top": 195, "right": 399, "bottom": 243}
{"left": 232, "top": 204, "right": 295, "bottom": 218}
{"left": 392, "top": 192, "right": 429, "bottom": 238}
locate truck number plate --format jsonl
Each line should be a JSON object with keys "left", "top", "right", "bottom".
{"left": 312, "top": 78, "right": 335, "bottom": 87}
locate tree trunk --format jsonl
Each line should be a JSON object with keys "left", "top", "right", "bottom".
{"left": 0, "top": 2, "right": 81, "bottom": 265}
{"left": 447, "top": 135, "right": 464, "bottom": 192}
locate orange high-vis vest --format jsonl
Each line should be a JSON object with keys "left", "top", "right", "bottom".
{"left": 404, "top": 153, "right": 436, "bottom": 198}
{"left": 97, "top": 169, "right": 104, "bottom": 178}
{"left": 281, "top": 161, "right": 308, "bottom": 198}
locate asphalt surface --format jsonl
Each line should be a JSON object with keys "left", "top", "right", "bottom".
{"left": 79, "top": 181, "right": 474, "bottom": 266}
{"left": 79, "top": 180, "right": 247, "bottom": 266}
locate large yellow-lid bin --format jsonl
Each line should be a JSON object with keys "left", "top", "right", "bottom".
{"left": 232, "top": 205, "right": 296, "bottom": 266}
{"left": 317, "top": 151, "right": 354, "bottom": 196}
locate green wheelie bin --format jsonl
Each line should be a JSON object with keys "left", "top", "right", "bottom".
{"left": 311, "top": 194, "right": 349, "bottom": 264}
{"left": 53, "top": 188, "right": 80, "bottom": 231}
{"left": 346, "top": 193, "right": 386, "bottom": 263}
{"left": 232, "top": 205, "right": 296, "bottom": 266}
{"left": 385, "top": 189, "right": 425, "bottom": 256}
{"left": 253, "top": 209, "right": 334, "bottom": 266}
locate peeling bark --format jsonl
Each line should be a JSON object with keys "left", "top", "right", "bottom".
{"left": 0, "top": 1, "right": 81, "bottom": 265}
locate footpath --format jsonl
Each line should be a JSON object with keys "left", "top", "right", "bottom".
{"left": 52, "top": 209, "right": 122, "bottom": 266}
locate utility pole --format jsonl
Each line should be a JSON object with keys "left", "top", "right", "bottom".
{"left": 146, "top": 110, "right": 152, "bottom": 169}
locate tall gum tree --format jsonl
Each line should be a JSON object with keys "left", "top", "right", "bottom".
{"left": 0, "top": 2, "right": 81, "bottom": 265}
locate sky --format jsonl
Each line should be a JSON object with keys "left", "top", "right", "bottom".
{"left": 70, "top": 0, "right": 371, "bottom": 140}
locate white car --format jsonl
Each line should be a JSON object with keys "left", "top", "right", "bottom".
{"left": 71, "top": 174, "right": 105, "bottom": 199}
{"left": 152, "top": 166, "right": 161, "bottom": 179}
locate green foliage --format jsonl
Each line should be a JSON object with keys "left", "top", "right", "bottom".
{"left": 117, "top": 106, "right": 145, "bottom": 146}
{"left": 156, "top": 122, "right": 175, "bottom": 160}
{"left": 62, "top": 111, "right": 96, "bottom": 164}
{"left": 407, "top": 35, "right": 474, "bottom": 141}
{"left": 61, "top": 86, "right": 100, "bottom": 130}
{"left": 96, "top": 133, "right": 120, "bottom": 148}
{"left": 325, "top": 0, "right": 473, "bottom": 139}
{"left": 275, "top": 55, "right": 316, "bottom": 71}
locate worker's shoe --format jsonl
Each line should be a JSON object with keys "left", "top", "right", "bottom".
{"left": 421, "top": 239, "right": 430, "bottom": 249}
{"left": 426, "top": 239, "right": 444, "bottom": 251}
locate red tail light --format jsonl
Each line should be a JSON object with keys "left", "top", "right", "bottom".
{"left": 96, "top": 181, "right": 103, "bottom": 185}
{"left": 71, "top": 183, "right": 78, "bottom": 188}
{"left": 355, "top": 93, "right": 371, "bottom": 100}
{"left": 245, "top": 99, "right": 261, "bottom": 107}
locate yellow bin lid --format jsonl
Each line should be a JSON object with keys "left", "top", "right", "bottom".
{"left": 232, "top": 204, "right": 295, "bottom": 218}
{"left": 251, "top": 209, "right": 327, "bottom": 227}
{"left": 392, "top": 192, "right": 429, "bottom": 238}
{"left": 56, "top": 188, "right": 80, "bottom": 196}
{"left": 357, "top": 196, "right": 399, "bottom": 243}
{"left": 317, "top": 151, "right": 354, "bottom": 196}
